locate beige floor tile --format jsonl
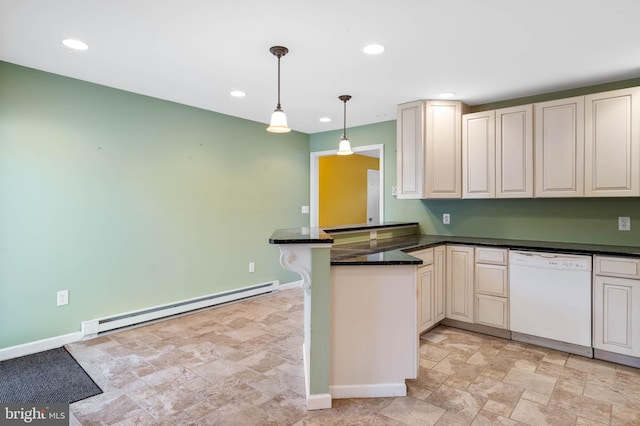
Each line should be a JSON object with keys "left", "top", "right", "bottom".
{"left": 510, "top": 398, "right": 576, "bottom": 426}
{"left": 65, "top": 289, "right": 640, "bottom": 425}
{"left": 471, "top": 410, "right": 523, "bottom": 425}
{"left": 503, "top": 367, "right": 557, "bottom": 396}
{"left": 425, "top": 384, "right": 486, "bottom": 419}
{"left": 379, "top": 397, "right": 446, "bottom": 425}
{"left": 466, "top": 376, "right": 522, "bottom": 407}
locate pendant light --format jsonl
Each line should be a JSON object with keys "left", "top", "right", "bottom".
{"left": 337, "top": 95, "right": 353, "bottom": 155}
{"left": 267, "top": 46, "right": 291, "bottom": 133}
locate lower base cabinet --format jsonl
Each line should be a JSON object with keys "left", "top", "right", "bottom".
{"left": 416, "top": 246, "right": 445, "bottom": 333}
{"left": 593, "top": 275, "right": 640, "bottom": 357}
{"left": 446, "top": 245, "right": 475, "bottom": 323}
{"left": 474, "top": 249, "right": 509, "bottom": 329}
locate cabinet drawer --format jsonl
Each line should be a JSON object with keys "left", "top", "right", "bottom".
{"left": 475, "top": 294, "right": 509, "bottom": 329}
{"left": 475, "top": 264, "right": 508, "bottom": 297}
{"left": 410, "top": 248, "right": 434, "bottom": 267}
{"left": 476, "top": 247, "right": 508, "bottom": 265}
{"left": 595, "top": 256, "right": 640, "bottom": 279}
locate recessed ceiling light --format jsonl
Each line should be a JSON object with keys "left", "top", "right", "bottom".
{"left": 363, "top": 44, "right": 385, "bottom": 55}
{"left": 438, "top": 92, "right": 456, "bottom": 99}
{"left": 319, "top": 117, "right": 332, "bottom": 123}
{"left": 62, "top": 38, "right": 89, "bottom": 51}
{"left": 230, "top": 90, "right": 246, "bottom": 97}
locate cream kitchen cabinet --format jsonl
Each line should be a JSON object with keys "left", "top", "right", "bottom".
{"left": 593, "top": 256, "right": 640, "bottom": 366}
{"left": 496, "top": 105, "right": 534, "bottom": 198}
{"left": 584, "top": 87, "right": 640, "bottom": 197}
{"left": 534, "top": 96, "right": 585, "bottom": 197}
{"left": 412, "top": 246, "right": 445, "bottom": 334}
{"left": 446, "top": 245, "right": 474, "bottom": 323}
{"left": 474, "top": 247, "right": 509, "bottom": 329}
{"left": 462, "top": 110, "right": 495, "bottom": 198}
{"left": 462, "top": 105, "right": 533, "bottom": 199}
{"left": 397, "top": 100, "right": 467, "bottom": 199}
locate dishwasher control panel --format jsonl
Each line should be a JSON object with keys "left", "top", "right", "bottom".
{"left": 509, "top": 251, "right": 592, "bottom": 271}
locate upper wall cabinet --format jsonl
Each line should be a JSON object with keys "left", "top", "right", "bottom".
{"left": 534, "top": 97, "right": 585, "bottom": 197}
{"left": 463, "top": 110, "right": 495, "bottom": 198}
{"left": 397, "top": 100, "right": 467, "bottom": 199}
{"left": 584, "top": 88, "right": 640, "bottom": 197}
{"left": 496, "top": 105, "right": 534, "bottom": 198}
{"left": 462, "top": 105, "right": 533, "bottom": 199}
{"left": 397, "top": 101, "right": 424, "bottom": 199}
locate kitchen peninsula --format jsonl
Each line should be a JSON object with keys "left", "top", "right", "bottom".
{"left": 269, "top": 222, "right": 640, "bottom": 410}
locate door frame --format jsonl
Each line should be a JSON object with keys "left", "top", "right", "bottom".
{"left": 310, "top": 144, "right": 384, "bottom": 228}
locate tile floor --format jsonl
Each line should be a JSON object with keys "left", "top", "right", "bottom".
{"left": 67, "top": 288, "right": 640, "bottom": 425}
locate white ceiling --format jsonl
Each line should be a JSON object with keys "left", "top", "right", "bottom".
{"left": 1, "top": 0, "right": 639, "bottom": 134}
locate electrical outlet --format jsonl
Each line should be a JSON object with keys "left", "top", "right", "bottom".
{"left": 443, "top": 213, "right": 451, "bottom": 225}
{"left": 301, "top": 205, "right": 310, "bottom": 214}
{"left": 391, "top": 186, "right": 397, "bottom": 196}
{"left": 618, "top": 216, "right": 631, "bottom": 231}
{"left": 249, "top": 262, "right": 255, "bottom": 273}
{"left": 57, "top": 290, "right": 69, "bottom": 306}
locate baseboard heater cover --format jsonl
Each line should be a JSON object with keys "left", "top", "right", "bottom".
{"left": 81, "top": 280, "right": 279, "bottom": 338}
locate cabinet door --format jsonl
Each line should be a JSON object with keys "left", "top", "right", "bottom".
{"left": 534, "top": 97, "right": 585, "bottom": 197}
{"left": 446, "top": 245, "right": 474, "bottom": 323}
{"left": 585, "top": 88, "right": 640, "bottom": 197}
{"left": 475, "top": 294, "right": 509, "bottom": 329}
{"left": 434, "top": 245, "right": 446, "bottom": 322}
{"left": 463, "top": 111, "right": 495, "bottom": 198}
{"left": 593, "top": 275, "right": 640, "bottom": 357}
{"left": 425, "top": 101, "right": 463, "bottom": 198}
{"left": 417, "top": 264, "right": 435, "bottom": 333}
{"left": 496, "top": 105, "right": 533, "bottom": 198}
{"left": 397, "top": 101, "right": 424, "bottom": 199}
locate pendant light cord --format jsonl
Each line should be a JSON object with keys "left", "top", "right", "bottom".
{"left": 342, "top": 97, "right": 348, "bottom": 139}
{"left": 276, "top": 55, "right": 282, "bottom": 110}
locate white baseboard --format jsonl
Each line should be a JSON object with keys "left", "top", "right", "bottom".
{"left": 0, "top": 332, "right": 82, "bottom": 361}
{"left": 302, "top": 342, "right": 332, "bottom": 410}
{"left": 307, "top": 393, "right": 332, "bottom": 410}
{"left": 278, "top": 280, "right": 303, "bottom": 291}
{"left": 330, "top": 383, "right": 407, "bottom": 399}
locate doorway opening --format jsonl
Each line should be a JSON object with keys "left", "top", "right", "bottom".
{"left": 310, "top": 144, "right": 384, "bottom": 228}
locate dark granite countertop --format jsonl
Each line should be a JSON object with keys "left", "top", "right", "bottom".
{"left": 269, "top": 224, "right": 640, "bottom": 265}
{"left": 331, "top": 234, "right": 640, "bottom": 265}
{"left": 269, "top": 227, "right": 333, "bottom": 244}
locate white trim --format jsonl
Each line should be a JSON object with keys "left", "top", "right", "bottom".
{"left": 0, "top": 332, "right": 82, "bottom": 361}
{"left": 278, "top": 280, "right": 303, "bottom": 291}
{"left": 302, "top": 342, "right": 332, "bottom": 410}
{"left": 330, "top": 383, "right": 407, "bottom": 399}
{"left": 310, "top": 144, "right": 384, "bottom": 227}
{"left": 307, "top": 393, "right": 333, "bottom": 410}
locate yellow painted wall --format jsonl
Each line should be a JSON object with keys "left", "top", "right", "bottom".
{"left": 319, "top": 154, "right": 380, "bottom": 227}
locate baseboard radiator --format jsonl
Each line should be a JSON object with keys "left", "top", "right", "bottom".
{"left": 81, "top": 280, "right": 279, "bottom": 339}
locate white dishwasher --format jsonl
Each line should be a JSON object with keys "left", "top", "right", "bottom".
{"left": 509, "top": 250, "right": 593, "bottom": 357}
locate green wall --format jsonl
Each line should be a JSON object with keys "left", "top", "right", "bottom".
{"left": 310, "top": 118, "right": 640, "bottom": 247}
{"left": 0, "top": 61, "right": 309, "bottom": 349}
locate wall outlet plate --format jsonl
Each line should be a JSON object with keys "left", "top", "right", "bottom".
{"left": 57, "top": 290, "right": 69, "bottom": 306}
{"left": 443, "top": 213, "right": 451, "bottom": 225}
{"left": 618, "top": 216, "right": 631, "bottom": 231}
